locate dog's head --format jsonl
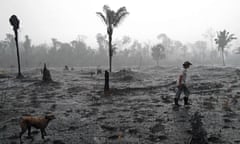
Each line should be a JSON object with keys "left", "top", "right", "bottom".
{"left": 45, "top": 114, "right": 56, "bottom": 121}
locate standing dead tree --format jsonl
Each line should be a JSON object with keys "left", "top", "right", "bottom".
{"left": 9, "top": 15, "right": 23, "bottom": 78}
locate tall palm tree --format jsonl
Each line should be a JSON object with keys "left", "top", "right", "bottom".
{"left": 97, "top": 5, "right": 129, "bottom": 72}
{"left": 215, "top": 30, "right": 237, "bottom": 66}
{"left": 9, "top": 15, "right": 23, "bottom": 78}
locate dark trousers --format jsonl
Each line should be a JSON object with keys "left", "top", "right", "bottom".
{"left": 175, "top": 84, "right": 190, "bottom": 100}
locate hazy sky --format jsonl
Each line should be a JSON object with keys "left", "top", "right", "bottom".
{"left": 1, "top": 0, "right": 240, "bottom": 47}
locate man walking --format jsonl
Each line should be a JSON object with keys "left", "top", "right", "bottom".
{"left": 174, "top": 61, "right": 192, "bottom": 106}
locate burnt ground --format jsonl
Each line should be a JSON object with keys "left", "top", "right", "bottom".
{"left": 0, "top": 66, "right": 240, "bottom": 144}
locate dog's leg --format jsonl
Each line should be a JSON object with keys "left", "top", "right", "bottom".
{"left": 19, "top": 127, "right": 27, "bottom": 143}
{"left": 43, "top": 129, "right": 47, "bottom": 136}
{"left": 40, "top": 129, "right": 45, "bottom": 139}
{"left": 27, "top": 126, "right": 31, "bottom": 137}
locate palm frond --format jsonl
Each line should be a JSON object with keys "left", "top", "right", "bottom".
{"left": 113, "top": 13, "right": 129, "bottom": 27}
{"left": 103, "top": 5, "right": 110, "bottom": 13}
{"left": 226, "top": 34, "right": 236, "bottom": 44}
{"left": 96, "top": 12, "right": 107, "bottom": 25}
{"left": 215, "top": 30, "right": 237, "bottom": 51}
{"left": 228, "top": 34, "right": 237, "bottom": 40}
{"left": 106, "top": 10, "right": 115, "bottom": 25}
{"left": 102, "top": 5, "right": 114, "bottom": 25}
{"left": 115, "top": 7, "right": 128, "bottom": 17}
{"left": 113, "top": 7, "right": 129, "bottom": 27}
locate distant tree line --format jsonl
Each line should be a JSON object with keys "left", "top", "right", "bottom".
{"left": 2, "top": 5, "right": 240, "bottom": 71}
{"left": 0, "top": 33, "right": 153, "bottom": 68}
{"left": 2, "top": 6, "right": 239, "bottom": 71}
{"left": 152, "top": 31, "right": 239, "bottom": 66}
{"left": 1, "top": 31, "right": 239, "bottom": 68}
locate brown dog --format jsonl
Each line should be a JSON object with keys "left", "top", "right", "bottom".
{"left": 19, "top": 114, "right": 55, "bottom": 143}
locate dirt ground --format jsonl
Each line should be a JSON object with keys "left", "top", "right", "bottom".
{"left": 0, "top": 65, "right": 240, "bottom": 144}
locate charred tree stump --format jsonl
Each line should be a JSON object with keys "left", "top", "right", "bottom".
{"left": 64, "top": 65, "right": 69, "bottom": 71}
{"left": 97, "top": 68, "right": 102, "bottom": 75}
{"left": 104, "top": 70, "right": 109, "bottom": 92}
{"left": 42, "top": 63, "right": 52, "bottom": 82}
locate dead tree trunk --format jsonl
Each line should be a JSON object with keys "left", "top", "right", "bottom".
{"left": 104, "top": 70, "right": 109, "bottom": 91}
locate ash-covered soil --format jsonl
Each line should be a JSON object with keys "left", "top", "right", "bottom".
{"left": 1, "top": 66, "right": 240, "bottom": 144}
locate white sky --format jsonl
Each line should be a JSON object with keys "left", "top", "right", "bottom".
{"left": 0, "top": 0, "right": 240, "bottom": 47}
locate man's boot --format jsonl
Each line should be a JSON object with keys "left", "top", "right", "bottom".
{"left": 174, "top": 98, "right": 180, "bottom": 106}
{"left": 184, "top": 97, "right": 191, "bottom": 105}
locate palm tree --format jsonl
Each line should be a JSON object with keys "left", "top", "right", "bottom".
{"left": 215, "top": 30, "right": 237, "bottom": 66}
{"left": 9, "top": 15, "right": 23, "bottom": 78}
{"left": 96, "top": 5, "right": 129, "bottom": 72}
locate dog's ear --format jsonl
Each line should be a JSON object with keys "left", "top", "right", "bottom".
{"left": 45, "top": 114, "right": 55, "bottom": 120}
{"left": 51, "top": 115, "right": 56, "bottom": 119}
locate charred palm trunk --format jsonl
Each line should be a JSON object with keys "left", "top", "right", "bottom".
{"left": 14, "top": 30, "right": 22, "bottom": 78}
{"left": 107, "top": 27, "right": 113, "bottom": 72}
{"left": 109, "top": 35, "right": 112, "bottom": 72}
{"left": 221, "top": 48, "right": 225, "bottom": 66}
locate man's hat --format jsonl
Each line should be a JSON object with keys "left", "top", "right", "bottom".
{"left": 183, "top": 61, "right": 192, "bottom": 66}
